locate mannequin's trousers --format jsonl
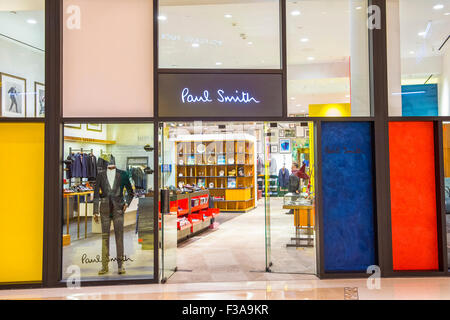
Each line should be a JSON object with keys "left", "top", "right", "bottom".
{"left": 100, "top": 210, "right": 124, "bottom": 269}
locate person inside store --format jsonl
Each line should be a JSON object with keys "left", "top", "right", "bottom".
{"left": 93, "top": 159, "right": 134, "bottom": 275}
{"left": 286, "top": 162, "right": 302, "bottom": 215}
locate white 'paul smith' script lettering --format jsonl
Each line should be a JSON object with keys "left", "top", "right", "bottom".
{"left": 181, "top": 88, "right": 260, "bottom": 104}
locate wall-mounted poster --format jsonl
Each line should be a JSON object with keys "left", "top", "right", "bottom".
{"left": 35, "top": 82, "right": 45, "bottom": 118}
{"left": 270, "top": 145, "right": 279, "bottom": 153}
{"left": 1, "top": 73, "right": 26, "bottom": 117}
{"left": 64, "top": 123, "right": 82, "bottom": 129}
{"left": 280, "top": 139, "right": 291, "bottom": 154}
{"left": 87, "top": 124, "right": 103, "bottom": 132}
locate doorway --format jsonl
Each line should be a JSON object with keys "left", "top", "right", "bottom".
{"left": 159, "top": 121, "right": 318, "bottom": 283}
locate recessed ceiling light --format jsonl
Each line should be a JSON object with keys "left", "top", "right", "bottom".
{"left": 290, "top": 97, "right": 296, "bottom": 100}
{"left": 345, "top": 94, "right": 351, "bottom": 98}
{"left": 192, "top": 43, "right": 200, "bottom": 48}
{"left": 26, "top": 19, "right": 37, "bottom": 24}
{"left": 409, "top": 51, "right": 415, "bottom": 54}
{"left": 291, "top": 10, "right": 301, "bottom": 16}
{"left": 307, "top": 57, "right": 315, "bottom": 61}
{"left": 296, "top": 104, "right": 302, "bottom": 107}
{"left": 224, "top": 14, "right": 232, "bottom": 18}
{"left": 433, "top": 4, "right": 444, "bottom": 10}
{"left": 300, "top": 38, "right": 309, "bottom": 42}
{"left": 216, "top": 62, "right": 222, "bottom": 66}
{"left": 356, "top": 6, "right": 362, "bottom": 10}
{"left": 418, "top": 31, "right": 427, "bottom": 37}
{"left": 444, "top": 12, "right": 450, "bottom": 15}
{"left": 247, "top": 41, "right": 253, "bottom": 45}
{"left": 158, "top": 15, "right": 167, "bottom": 21}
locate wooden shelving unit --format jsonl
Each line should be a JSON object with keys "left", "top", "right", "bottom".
{"left": 176, "top": 139, "right": 256, "bottom": 212}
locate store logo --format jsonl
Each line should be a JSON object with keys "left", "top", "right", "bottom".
{"left": 181, "top": 88, "right": 260, "bottom": 104}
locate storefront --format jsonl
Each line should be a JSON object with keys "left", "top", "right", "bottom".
{"left": 0, "top": 0, "right": 449, "bottom": 289}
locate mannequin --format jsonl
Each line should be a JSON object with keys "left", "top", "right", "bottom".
{"left": 93, "top": 162, "right": 134, "bottom": 275}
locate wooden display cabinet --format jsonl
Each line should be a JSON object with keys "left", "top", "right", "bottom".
{"left": 176, "top": 139, "right": 256, "bottom": 212}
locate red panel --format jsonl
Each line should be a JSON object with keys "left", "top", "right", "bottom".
{"left": 389, "top": 122, "right": 439, "bottom": 271}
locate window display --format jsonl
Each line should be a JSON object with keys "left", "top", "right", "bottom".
{"left": 62, "top": 124, "right": 155, "bottom": 280}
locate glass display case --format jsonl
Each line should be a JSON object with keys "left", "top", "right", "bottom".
{"left": 283, "top": 193, "right": 313, "bottom": 207}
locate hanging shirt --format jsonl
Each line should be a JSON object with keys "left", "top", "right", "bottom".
{"left": 107, "top": 168, "right": 116, "bottom": 188}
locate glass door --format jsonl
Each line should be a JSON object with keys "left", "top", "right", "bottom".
{"left": 263, "top": 122, "right": 317, "bottom": 275}
{"left": 159, "top": 123, "right": 177, "bottom": 282}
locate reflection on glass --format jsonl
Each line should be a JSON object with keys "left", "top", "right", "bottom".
{"left": 287, "top": 0, "right": 370, "bottom": 117}
{"left": 62, "top": 124, "right": 155, "bottom": 280}
{"left": 443, "top": 122, "right": 450, "bottom": 269}
{"left": 388, "top": 0, "right": 450, "bottom": 116}
{"left": 0, "top": 1, "right": 45, "bottom": 118}
{"left": 158, "top": 0, "right": 280, "bottom": 69}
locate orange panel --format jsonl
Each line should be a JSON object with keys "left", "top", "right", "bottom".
{"left": 389, "top": 122, "right": 439, "bottom": 271}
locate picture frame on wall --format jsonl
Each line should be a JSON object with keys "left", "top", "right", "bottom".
{"left": 87, "top": 124, "right": 103, "bottom": 132}
{"left": 34, "top": 82, "right": 45, "bottom": 118}
{"left": 0, "top": 73, "right": 27, "bottom": 118}
{"left": 64, "top": 123, "right": 82, "bottom": 129}
{"left": 270, "top": 145, "right": 279, "bottom": 153}
{"left": 279, "top": 138, "right": 291, "bottom": 154}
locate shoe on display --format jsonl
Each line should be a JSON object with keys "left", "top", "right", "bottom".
{"left": 98, "top": 268, "right": 109, "bottom": 275}
{"left": 118, "top": 267, "right": 126, "bottom": 275}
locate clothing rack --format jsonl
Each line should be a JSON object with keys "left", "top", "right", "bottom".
{"left": 69, "top": 147, "right": 94, "bottom": 155}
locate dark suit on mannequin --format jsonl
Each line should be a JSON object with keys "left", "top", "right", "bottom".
{"left": 93, "top": 167, "right": 134, "bottom": 274}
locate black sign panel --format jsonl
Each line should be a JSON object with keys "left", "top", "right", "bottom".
{"left": 158, "top": 73, "right": 283, "bottom": 117}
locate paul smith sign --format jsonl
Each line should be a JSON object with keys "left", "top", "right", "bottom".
{"left": 158, "top": 73, "right": 282, "bottom": 117}
{"left": 181, "top": 88, "right": 261, "bottom": 104}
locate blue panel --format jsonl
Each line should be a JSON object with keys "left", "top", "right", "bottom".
{"left": 321, "top": 122, "right": 376, "bottom": 272}
{"left": 402, "top": 84, "right": 438, "bottom": 116}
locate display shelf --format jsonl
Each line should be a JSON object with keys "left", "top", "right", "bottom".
{"left": 176, "top": 139, "right": 256, "bottom": 212}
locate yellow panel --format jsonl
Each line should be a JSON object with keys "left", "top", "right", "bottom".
{"left": 309, "top": 103, "right": 351, "bottom": 117}
{"left": 309, "top": 123, "right": 315, "bottom": 195}
{"left": 0, "top": 123, "right": 44, "bottom": 283}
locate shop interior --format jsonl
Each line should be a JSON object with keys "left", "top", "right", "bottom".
{"left": 160, "top": 121, "right": 317, "bottom": 283}
{"left": 62, "top": 123, "right": 155, "bottom": 280}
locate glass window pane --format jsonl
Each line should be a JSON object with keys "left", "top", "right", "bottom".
{"left": 287, "top": 0, "right": 371, "bottom": 117}
{"left": 62, "top": 123, "right": 155, "bottom": 280}
{"left": 63, "top": 0, "right": 154, "bottom": 117}
{"left": 0, "top": 1, "right": 45, "bottom": 118}
{"left": 158, "top": 0, "right": 280, "bottom": 69}
{"left": 387, "top": 0, "right": 450, "bottom": 116}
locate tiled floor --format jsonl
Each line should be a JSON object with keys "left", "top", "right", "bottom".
{"left": 2, "top": 278, "right": 450, "bottom": 300}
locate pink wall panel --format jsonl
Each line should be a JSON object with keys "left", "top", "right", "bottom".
{"left": 63, "top": 0, "right": 154, "bottom": 117}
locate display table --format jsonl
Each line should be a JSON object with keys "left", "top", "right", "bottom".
{"left": 63, "top": 191, "right": 94, "bottom": 244}
{"left": 283, "top": 204, "right": 314, "bottom": 248}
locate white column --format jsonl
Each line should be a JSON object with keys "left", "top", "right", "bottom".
{"left": 439, "top": 46, "right": 450, "bottom": 116}
{"left": 386, "top": 0, "right": 402, "bottom": 116}
{"left": 350, "top": 0, "right": 371, "bottom": 116}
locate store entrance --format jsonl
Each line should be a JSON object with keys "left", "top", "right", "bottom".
{"left": 159, "top": 121, "right": 318, "bottom": 283}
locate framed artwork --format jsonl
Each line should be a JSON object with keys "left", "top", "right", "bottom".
{"left": 87, "top": 124, "right": 103, "bottom": 132}
{"left": 270, "top": 145, "right": 279, "bottom": 153}
{"left": 280, "top": 138, "right": 291, "bottom": 154}
{"left": 279, "top": 129, "right": 285, "bottom": 137}
{"left": 34, "top": 82, "right": 45, "bottom": 118}
{"left": 64, "top": 123, "right": 82, "bottom": 129}
{"left": 0, "top": 73, "right": 27, "bottom": 117}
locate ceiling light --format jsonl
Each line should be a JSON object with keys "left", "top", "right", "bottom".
{"left": 291, "top": 10, "right": 301, "bottom": 16}
{"left": 356, "top": 6, "right": 362, "bottom": 10}
{"left": 158, "top": 15, "right": 167, "bottom": 21}
{"left": 418, "top": 31, "right": 427, "bottom": 37}
{"left": 433, "top": 4, "right": 444, "bottom": 10}
{"left": 26, "top": 19, "right": 37, "bottom": 24}
{"left": 290, "top": 97, "right": 296, "bottom": 100}
{"left": 192, "top": 43, "right": 199, "bottom": 48}
{"left": 409, "top": 51, "right": 415, "bottom": 54}
{"left": 224, "top": 14, "right": 232, "bottom": 18}
{"left": 247, "top": 41, "right": 253, "bottom": 45}
{"left": 216, "top": 62, "right": 222, "bottom": 66}
{"left": 307, "top": 57, "right": 315, "bottom": 61}
{"left": 444, "top": 12, "right": 450, "bottom": 15}
{"left": 300, "top": 38, "right": 309, "bottom": 43}
{"left": 296, "top": 104, "right": 302, "bottom": 107}
{"left": 345, "top": 94, "right": 350, "bottom": 98}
